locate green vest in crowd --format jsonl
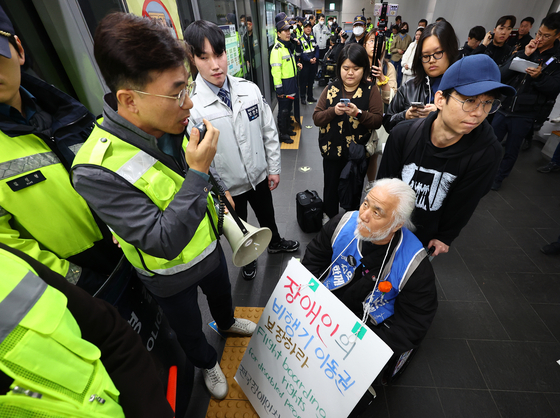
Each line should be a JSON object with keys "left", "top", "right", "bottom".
{"left": 0, "top": 248, "right": 124, "bottom": 418}
{"left": 0, "top": 131, "right": 103, "bottom": 281}
{"left": 72, "top": 125, "right": 218, "bottom": 277}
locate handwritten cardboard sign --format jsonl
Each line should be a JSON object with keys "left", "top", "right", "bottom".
{"left": 235, "top": 258, "right": 393, "bottom": 417}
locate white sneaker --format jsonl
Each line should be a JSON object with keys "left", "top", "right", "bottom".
{"left": 202, "top": 362, "right": 228, "bottom": 399}
{"left": 322, "top": 213, "right": 330, "bottom": 225}
{"left": 219, "top": 318, "right": 256, "bottom": 336}
{"left": 550, "top": 116, "right": 560, "bottom": 123}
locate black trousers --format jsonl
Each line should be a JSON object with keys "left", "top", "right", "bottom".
{"left": 232, "top": 178, "right": 281, "bottom": 245}
{"left": 322, "top": 158, "right": 348, "bottom": 218}
{"left": 299, "top": 62, "right": 315, "bottom": 100}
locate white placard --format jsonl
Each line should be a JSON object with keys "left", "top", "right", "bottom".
{"left": 235, "top": 258, "right": 393, "bottom": 418}
{"left": 509, "top": 57, "right": 539, "bottom": 73}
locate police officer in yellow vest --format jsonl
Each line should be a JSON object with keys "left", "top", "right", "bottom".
{"left": 0, "top": 6, "right": 121, "bottom": 295}
{"left": 298, "top": 20, "right": 319, "bottom": 105}
{"left": 367, "top": 17, "right": 375, "bottom": 33}
{"left": 0, "top": 243, "right": 174, "bottom": 418}
{"left": 270, "top": 17, "right": 302, "bottom": 144}
{"left": 71, "top": 13, "right": 256, "bottom": 400}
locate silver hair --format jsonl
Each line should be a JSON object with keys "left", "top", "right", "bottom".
{"left": 365, "top": 178, "right": 416, "bottom": 232}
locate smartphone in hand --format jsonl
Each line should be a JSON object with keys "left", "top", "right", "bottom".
{"left": 340, "top": 98, "right": 351, "bottom": 107}
{"left": 411, "top": 102, "right": 425, "bottom": 109}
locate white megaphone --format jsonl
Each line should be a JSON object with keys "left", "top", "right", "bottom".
{"left": 222, "top": 212, "right": 272, "bottom": 267}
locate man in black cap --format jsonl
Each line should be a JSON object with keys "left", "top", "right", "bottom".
{"left": 294, "top": 16, "right": 305, "bottom": 38}
{"left": 0, "top": 5, "right": 121, "bottom": 293}
{"left": 348, "top": 15, "right": 367, "bottom": 45}
{"left": 270, "top": 17, "right": 302, "bottom": 143}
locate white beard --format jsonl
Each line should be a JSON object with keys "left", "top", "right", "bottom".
{"left": 354, "top": 219, "right": 393, "bottom": 243}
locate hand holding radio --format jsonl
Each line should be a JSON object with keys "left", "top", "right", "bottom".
{"left": 186, "top": 118, "right": 219, "bottom": 174}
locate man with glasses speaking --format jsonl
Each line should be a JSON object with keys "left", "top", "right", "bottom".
{"left": 72, "top": 13, "right": 257, "bottom": 401}
{"left": 377, "top": 54, "right": 516, "bottom": 256}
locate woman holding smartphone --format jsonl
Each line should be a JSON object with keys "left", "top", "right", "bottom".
{"left": 313, "top": 44, "right": 383, "bottom": 221}
{"left": 383, "top": 21, "right": 459, "bottom": 133}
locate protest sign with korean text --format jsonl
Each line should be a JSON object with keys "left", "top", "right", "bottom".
{"left": 235, "top": 258, "right": 393, "bottom": 418}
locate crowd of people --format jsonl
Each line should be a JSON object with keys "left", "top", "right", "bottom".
{"left": 1, "top": 4, "right": 560, "bottom": 418}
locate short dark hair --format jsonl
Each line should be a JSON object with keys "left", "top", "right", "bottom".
{"left": 318, "top": 13, "right": 325, "bottom": 19}
{"left": 419, "top": 19, "right": 428, "bottom": 26}
{"left": 94, "top": 13, "right": 187, "bottom": 93}
{"left": 521, "top": 17, "right": 535, "bottom": 26}
{"left": 328, "top": 16, "right": 334, "bottom": 21}
{"left": 435, "top": 17, "right": 446, "bottom": 22}
{"left": 184, "top": 20, "right": 225, "bottom": 58}
{"left": 240, "top": 14, "right": 246, "bottom": 20}
{"left": 541, "top": 12, "right": 560, "bottom": 34}
{"left": 336, "top": 43, "right": 370, "bottom": 84}
{"left": 496, "top": 15, "right": 516, "bottom": 29}
{"left": 468, "top": 26, "right": 486, "bottom": 41}
{"left": 367, "top": 17, "right": 371, "bottom": 21}
{"left": 441, "top": 88, "right": 501, "bottom": 100}
{"left": 395, "top": 15, "right": 402, "bottom": 21}
{"left": 412, "top": 20, "right": 459, "bottom": 87}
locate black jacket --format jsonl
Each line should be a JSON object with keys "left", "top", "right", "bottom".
{"left": 383, "top": 75, "right": 442, "bottom": 132}
{"left": 458, "top": 41, "right": 476, "bottom": 59}
{"left": 377, "top": 112, "right": 501, "bottom": 246}
{"left": 302, "top": 215, "right": 437, "bottom": 354}
{"left": 499, "top": 41, "right": 560, "bottom": 121}
{"left": 472, "top": 41, "right": 513, "bottom": 66}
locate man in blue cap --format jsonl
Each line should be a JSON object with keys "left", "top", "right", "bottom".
{"left": 377, "top": 54, "right": 516, "bottom": 257}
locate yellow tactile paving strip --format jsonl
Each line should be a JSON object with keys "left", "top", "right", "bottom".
{"left": 206, "top": 307, "right": 264, "bottom": 418}
{"left": 280, "top": 117, "right": 303, "bottom": 150}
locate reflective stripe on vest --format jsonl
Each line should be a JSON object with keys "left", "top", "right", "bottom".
{"left": 0, "top": 152, "right": 59, "bottom": 181}
{"left": 0, "top": 270, "right": 46, "bottom": 344}
{"left": 72, "top": 126, "right": 218, "bottom": 277}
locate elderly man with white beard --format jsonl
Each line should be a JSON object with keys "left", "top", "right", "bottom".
{"left": 302, "top": 178, "right": 437, "bottom": 406}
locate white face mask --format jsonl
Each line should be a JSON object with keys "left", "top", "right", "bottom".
{"left": 319, "top": 20, "right": 325, "bottom": 25}
{"left": 328, "top": 21, "right": 332, "bottom": 26}
{"left": 290, "top": 28, "right": 293, "bottom": 34}
{"left": 334, "top": 19, "right": 337, "bottom": 23}
{"left": 353, "top": 26, "right": 364, "bottom": 36}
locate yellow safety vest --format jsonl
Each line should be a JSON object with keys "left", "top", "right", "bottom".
{"left": 0, "top": 248, "right": 124, "bottom": 418}
{"left": 72, "top": 125, "right": 218, "bottom": 277}
{"left": 0, "top": 131, "right": 103, "bottom": 281}
{"left": 270, "top": 40, "right": 298, "bottom": 92}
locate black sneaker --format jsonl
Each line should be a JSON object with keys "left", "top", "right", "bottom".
{"left": 541, "top": 241, "right": 560, "bottom": 255}
{"left": 242, "top": 261, "right": 257, "bottom": 280}
{"left": 537, "top": 162, "right": 560, "bottom": 173}
{"left": 280, "top": 135, "right": 294, "bottom": 144}
{"left": 491, "top": 180, "right": 501, "bottom": 191}
{"left": 301, "top": 98, "right": 307, "bottom": 105}
{"left": 307, "top": 97, "right": 317, "bottom": 103}
{"left": 268, "top": 238, "right": 300, "bottom": 254}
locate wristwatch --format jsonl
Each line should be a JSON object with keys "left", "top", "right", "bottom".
{"left": 355, "top": 109, "right": 362, "bottom": 117}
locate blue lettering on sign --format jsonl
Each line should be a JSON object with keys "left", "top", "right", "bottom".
{"left": 246, "top": 104, "right": 260, "bottom": 121}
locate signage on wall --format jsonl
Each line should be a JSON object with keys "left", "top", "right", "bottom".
{"left": 126, "top": 0, "right": 183, "bottom": 39}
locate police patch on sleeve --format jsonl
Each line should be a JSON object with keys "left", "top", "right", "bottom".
{"left": 245, "top": 104, "right": 259, "bottom": 121}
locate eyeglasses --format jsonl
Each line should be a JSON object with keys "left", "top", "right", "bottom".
{"left": 133, "top": 81, "right": 196, "bottom": 107}
{"left": 536, "top": 31, "right": 554, "bottom": 40}
{"left": 421, "top": 51, "right": 445, "bottom": 63}
{"left": 449, "top": 94, "right": 501, "bottom": 114}
{"left": 366, "top": 39, "right": 376, "bottom": 45}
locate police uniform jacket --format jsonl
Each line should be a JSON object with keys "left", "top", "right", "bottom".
{"left": 187, "top": 75, "right": 281, "bottom": 196}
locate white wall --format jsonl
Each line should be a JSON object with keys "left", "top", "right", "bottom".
{"left": 340, "top": 0, "right": 555, "bottom": 46}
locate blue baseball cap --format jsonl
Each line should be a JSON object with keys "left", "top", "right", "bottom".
{"left": 439, "top": 55, "right": 516, "bottom": 97}
{"left": 0, "top": 5, "right": 15, "bottom": 59}
{"left": 276, "top": 19, "right": 291, "bottom": 32}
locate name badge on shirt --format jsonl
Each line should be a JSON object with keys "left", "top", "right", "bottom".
{"left": 7, "top": 170, "right": 46, "bottom": 191}
{"left": 245, "top": 104, "right": 259, "bottom": 121}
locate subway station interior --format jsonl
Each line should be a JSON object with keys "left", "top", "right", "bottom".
{"left": 2, "top": 0, "right": 560, "bottom": 417}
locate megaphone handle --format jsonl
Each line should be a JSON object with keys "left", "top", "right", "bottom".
{"left": 208, "top": 173, "right": 249, "bottom": 235}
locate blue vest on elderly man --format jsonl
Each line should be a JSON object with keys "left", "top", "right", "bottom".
{"left": 322, "top": 211, "right": 426, "bottom": 325}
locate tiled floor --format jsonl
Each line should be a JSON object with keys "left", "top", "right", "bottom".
{"left": 185, "top": 86, "right": 560, "bottom": 418}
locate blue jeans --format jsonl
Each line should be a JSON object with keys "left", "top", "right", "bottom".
{"left": 391, "top": 59, "right": 402, "bottom": 87}
{"left": 153, "top": 246, "right": 234, "bottom": 369}
{"left": 491, "top": 112, "right": 535, "bottom": 183}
